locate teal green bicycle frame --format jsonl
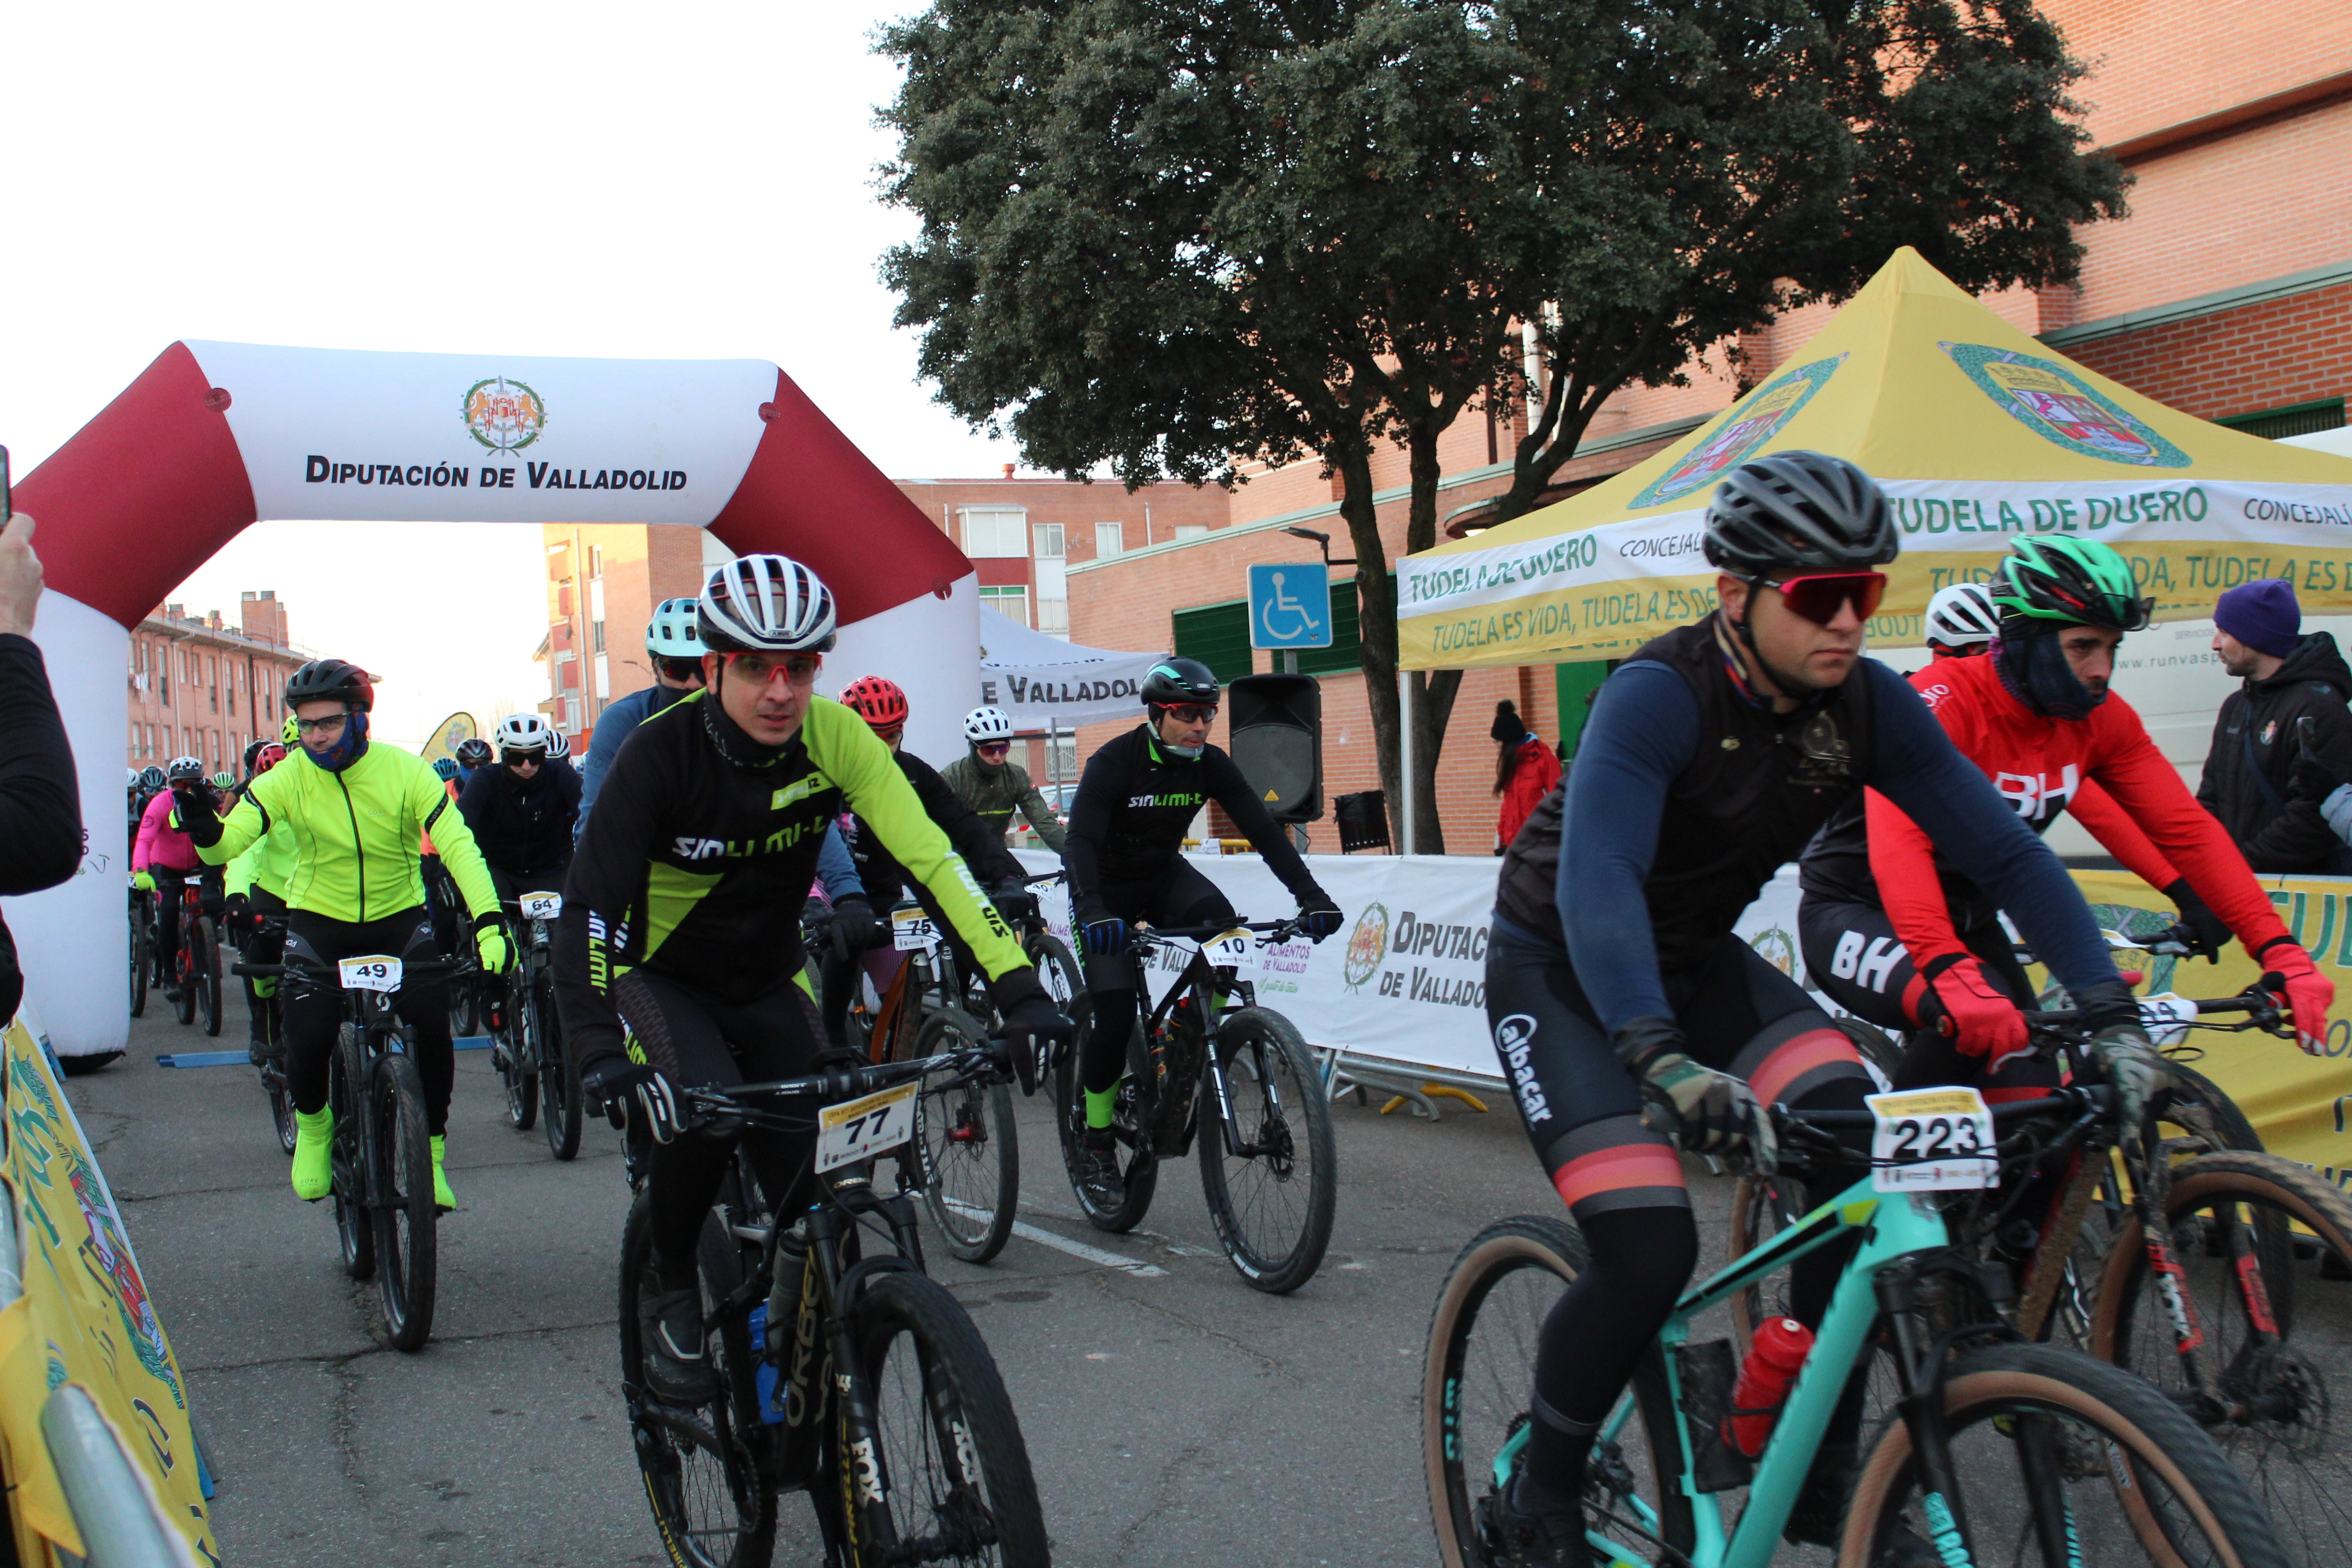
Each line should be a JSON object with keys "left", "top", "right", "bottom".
{"left": 1495, "top": 1172, "right": 1954, "bottom": 1568}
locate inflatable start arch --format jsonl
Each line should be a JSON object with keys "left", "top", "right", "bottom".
{"left": 10, "top": 341, "right": 982, "bottom": 1056}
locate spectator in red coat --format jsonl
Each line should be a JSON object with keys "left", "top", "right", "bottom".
{"left": 1492, "top": 700, "right": 1560, "bottom": 853}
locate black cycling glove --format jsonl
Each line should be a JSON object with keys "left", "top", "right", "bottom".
{"left": 172, "top": 782, "right": 223, "bottom": 847}
{"left": 2160, "top": 878, "right": 2230, "bottom": 962}
{"left": 990, "top": 883, "right": 1039, "bottom": 925}
{"left": 580, "top": 1059, "right": 686, "bottom": 1142}
{"left": 1076, "top": 902, "right": 1129, "bottom": 957}
{"left": 1296, "top": 898, "right": 1343, "bottom": 943}
{"left": 828, "top": 897, "right": 881, "bottom": 959}
{"left": 992, "top": 993, "right": 1073, "bottom": 1095}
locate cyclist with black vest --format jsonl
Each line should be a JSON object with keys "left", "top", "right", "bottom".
{"left": 1798, "top": 536, "right": 2335, "bottom": 1094}
{"left": 1478, "top": 451, "right": 2156, "bottom": 1567}
{"left": 181, "top": 659, "right": 508, "bottom": 1212}
{"left": 458, "top": 711, "right": 581, "bottom": 902}
{"left": 1063, "top": 657, "right": 1343, "bottom": 1204}
{"left": 554, "top": 555, "right": 1069, "bottom": 1406}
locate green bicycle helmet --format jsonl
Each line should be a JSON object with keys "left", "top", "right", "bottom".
{"left": 1992, "top": 538, "right": 2152, "bottom": 632}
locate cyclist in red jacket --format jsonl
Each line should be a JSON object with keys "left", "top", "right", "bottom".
{"left": 1799, "top": 537, "right": 2335, "bottom": 1092}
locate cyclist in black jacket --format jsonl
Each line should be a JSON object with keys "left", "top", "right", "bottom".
{"left": 1063, "top": 658, "right": 1343, "bottom": 1201}
{"left": 457, "top": 711, "right": 581, "bottom": 900}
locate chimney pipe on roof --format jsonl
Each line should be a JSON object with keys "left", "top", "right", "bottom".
{"left": 1001, "top": 464, "right": 1014, "bottom": 480}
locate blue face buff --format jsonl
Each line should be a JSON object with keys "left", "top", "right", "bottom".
{"left": 302, "top": 710, "right": 371, "bottom": 773}
{"left": 1993, "top": 627, "right": 2107, "bottom": 722}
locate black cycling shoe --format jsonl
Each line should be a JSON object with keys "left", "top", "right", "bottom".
{"left": 640, "top": 1285, "right": 719, "bottom": 1406}
{"left": 1481, "top": 1473, "right": 1590, "bottom": 1568}
{"left": 1076, "top": 1129, "right": 1125, "bottom": 1207}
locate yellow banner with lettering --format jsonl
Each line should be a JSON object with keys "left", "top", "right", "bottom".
{"left": 0, "top": 1015, "right": 216, "bottom": 1565}
{"left": 2067, "top": 870, "right": 2352, "bottom": 1189}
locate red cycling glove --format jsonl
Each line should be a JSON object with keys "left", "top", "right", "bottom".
{"left": 1921, "top": 955, "right": 2031, "bottom": 1073}
{"left": 2259, "top": 941, "right": 2335, "bottom": 1056}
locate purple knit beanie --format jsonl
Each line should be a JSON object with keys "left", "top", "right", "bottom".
{"left": 2215, "top": 578, "right": 2300, "bottom": 659}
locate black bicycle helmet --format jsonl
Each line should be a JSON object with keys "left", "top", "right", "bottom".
{"left": 1702, "top": 451, "right": 1897, "bottom": 577}
{"left": 456, "top": 737, "right": 494, "bottom": 768}
{"left": 139, "top": 765, "right": 167, "bottom": 791}
{"left": 1141, "top": 657, "right": 1220, "bottom": 711}
{"left": 283, "top": 657, "right": 375, "bottom": 711}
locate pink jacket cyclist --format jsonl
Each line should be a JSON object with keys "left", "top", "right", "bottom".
{"left": 134, "top": 789, "right": 203, "bottom": 875}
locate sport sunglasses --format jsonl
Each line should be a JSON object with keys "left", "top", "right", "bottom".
{"left": 1162, "top": 703, "right": 1219, "bottom": 725}
{"left": 1767, "top": 571, "right": 1887, "bottom": 627}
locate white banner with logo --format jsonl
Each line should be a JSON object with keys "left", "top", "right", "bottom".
{"left": 1014, "top": 850, "right": 1815, "bottom": 1083}
{"left": 185, "top": 340, "right": 775, "bottom": 524}
{"left": 978, "top": 606, "right": 1166, "bottom": 731}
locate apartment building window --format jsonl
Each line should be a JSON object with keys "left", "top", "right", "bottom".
{"left": 589, "top": 544, "right": 604, "bottom": 577}
{"left": 1031, "top": 523, "right": 1069, "bottom": 637}
{"left": 597, "top": 655, "right": 611, "bottom": 699}
{"left": 1033, "top": 523, "right": 1064, "bottom": 559}
{"left": 1174, "top": 523, "right": 1210, "bottom": 542}
{"left": 1036, "top": 596, "right": 1070, "bottom": 635}
{"left": 1095, "top": 521, "right": 1123, "bottom": 557}
{"left": 1171, "top": 599, "right": 1251, "bottom": 684}
{"left": 980, "top": 585, "right": 1031, "bottom": 626}
{"left": 961, "top": 507, "right": 1029, "bottom": 558}
{"left": 2217, "top": 397, "right": 2345, "bottom": 441}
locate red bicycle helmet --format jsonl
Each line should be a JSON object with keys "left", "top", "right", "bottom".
{"left": 249, "top": 741, "right": 288, "bottom": 775}
{"left": 841, "top": 675, "right": 909, "bottom": 735}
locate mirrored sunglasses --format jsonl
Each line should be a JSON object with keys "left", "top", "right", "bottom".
{"left": 1770, "top": 571, "right": 1887, "bottom": 627}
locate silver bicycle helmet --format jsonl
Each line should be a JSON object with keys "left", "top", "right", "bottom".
{"left": 166, "top": 756, "right": 206, "bottom": 782}
{"left": 1702, "top": 451, "right": 1897, "bottom": 578}
{"left": 646, "top": 598, "right": 706, "bottom": 660}
{"left": 697, "top": 555, "right": 838, "bottom": 654}
{"left": 1925, "top": 582, "right": 2000, "bottom": 650}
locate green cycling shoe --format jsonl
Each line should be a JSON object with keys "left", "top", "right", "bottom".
{"left": 291, "top": 1108, "right": 333, "bottom": 1200}
{"left": 430, "top": 1135, "right": 455, "bottom": 1212}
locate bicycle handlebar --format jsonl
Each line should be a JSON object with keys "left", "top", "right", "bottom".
{"left": 685, "top": 1046, "right": 998, "bottom": 1112}
{"left": 1132, "top": 918, "right": 1301, "bottom": 944}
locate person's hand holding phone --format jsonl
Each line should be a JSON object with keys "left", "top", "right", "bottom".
{"left": 0, "top": 513, "right": 43, "bottom": 639}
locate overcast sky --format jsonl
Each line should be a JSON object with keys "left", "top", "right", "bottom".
{"left": 5, "top": 1, "right": 1017, "bottom": 745}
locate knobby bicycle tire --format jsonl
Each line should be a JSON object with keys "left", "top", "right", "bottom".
{"left": 539, "top": 974, "right": 582, "bottom": 1160}
{"left": 2092, "top": 1150, "right": 2352, "bottom": 1568}
{"left": 195, "top": 916, "right": 224, "bottom": 1037}
{"left": 617, "top": 1195, "right": 775, "bottom": 1568}
{"left": 841, "top": 1270, "right": 1049, "bottom": 1568}
{"left": 1024, "top": 931, "right": 1082, "bottom": 1013}
{"left": 911, "top": 1008, "right": 1018, "bottom": 1264}
{"left": 1197, "top": 1007, "right": 1335, "bottom": 1294}
{"left": 373, "top": 1047, "right": 438, "bottom": 1352}
{"left": 173, "top": 921, "right": 198, "bottom": 1026}
{"left": 1422, "top": 1215, "right": 1692, "bottom": 1568}
{"left": 332, "top": 1024, "right": 376, "bottom": 1282}
{"left": 503, "top": 960, "right": 540, "bottom": 1132}
{"left": 1051, "top": 998, "right": 1158, "bottom": 1233}
{"left": 1841, "top": 1341, "right": 2294, "bottom": 1568}
{"left": 128, "top": 906, "right": 148, "bottom": 1019}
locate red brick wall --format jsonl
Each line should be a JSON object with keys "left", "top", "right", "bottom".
{"left": 2064, "top": 280, "right": 2352, "bottom": 424}
{"left": 126, "top": 612, "right": 304, "bottom": 774}
{"left": 2039, "top": 0, "right": 2351, "bottom": 149}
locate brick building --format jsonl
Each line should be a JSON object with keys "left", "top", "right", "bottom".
{"left": 125, "top": 591, "right": 307, "bottom": 775}
{"left": 534, "top": 524, "right": 719, "bottom": 741}
{"left": 1065, "top": 7, "right": 2352, "bottom": 854}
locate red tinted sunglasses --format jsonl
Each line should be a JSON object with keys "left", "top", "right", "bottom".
{"left": 1769, "top": 571, "right": 1886, "bottom": 627}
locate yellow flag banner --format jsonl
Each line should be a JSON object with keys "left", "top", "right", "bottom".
{"left": 2067, "top": 870, "right": 2352, "bottom": 1187}
{"left": 0, "top": 1015, "right": 215, "bottom": 1565}
{"left": 420, "top": 710, "right": 479, "bottom": 765}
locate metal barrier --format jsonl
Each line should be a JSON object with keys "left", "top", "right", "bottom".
{"left": 1317, "top": 1047, "right": 1503, "bottom": 1121}
{"left": 38, "top": 1386, "right": 192, "bottom": 1568}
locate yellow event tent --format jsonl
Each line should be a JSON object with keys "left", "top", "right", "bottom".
{"left": 1398, "top": 247, "right": 2352, "bottom": 671}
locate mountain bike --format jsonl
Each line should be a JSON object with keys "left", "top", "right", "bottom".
{"left": 168, "top": 877, "right": 223, "bottom": 1036}
{"left": 615, "top": 1044, "right": 1049, "bottom": 1567}
{"left": 231, "top": 923, "right": 296, "bottom": 1156}
{"left": 246, "top": 951, "right": 446, "bottom": 1352}
{"left": 491, "top": 889, "right": 583, "bottom": 1160}
{"left": 1730, "top": 983, "right": 2352, "bottom": 1566}
{"left": 1052, "top": 917, "right": 1335, "bottom": 1294}
{"left": 128, "top": 885, "right": 154, "bottom": 1018}
{"left": 1425, "top": 1085, "right": 2297, "bottom": 1568}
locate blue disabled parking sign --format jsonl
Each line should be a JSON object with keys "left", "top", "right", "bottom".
{"left": 1248, "top": 563, "right": 1333, "bottom": 650}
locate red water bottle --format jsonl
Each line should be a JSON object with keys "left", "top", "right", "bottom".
{"left": 1725, "top": 1317, "right": 1815, "bottom": 1458}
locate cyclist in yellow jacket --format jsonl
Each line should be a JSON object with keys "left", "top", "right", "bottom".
{"left": 181, "top": 660, "right": 508, "bottom": 1209}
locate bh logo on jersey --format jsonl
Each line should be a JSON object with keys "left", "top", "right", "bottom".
{"left": 1993, "top": 763, "right": 2079, "bottom": 828}
{"left": 1830, "top": 930, "right": 1906, "bottom": 993}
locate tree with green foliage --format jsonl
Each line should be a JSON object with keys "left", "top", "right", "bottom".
{"left": 878, "top": 0, "right": 2125, "bottom": 852}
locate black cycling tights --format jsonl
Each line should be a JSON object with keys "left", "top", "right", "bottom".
{"left": 282, "top": 908, "right": 455, "bottom": 1136}
{"left": 1077, "top": 863, "right": 1235, "bottom": 1094}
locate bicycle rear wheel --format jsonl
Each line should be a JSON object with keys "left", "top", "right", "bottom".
{"left": 618, "top": 1195, "right": 775, "bottom": 1568}
{"left": 1051, "top": 999, "right": 1158, "bottom": 1233}
{"left": 539, "top": 973, "right": 582, "bottom": 1160}
{"left": 448, "top": 972, "right": 478, "bottom": 1039}
{"left": 1842, "top": 1340, "right": 2293, "bottom": 1568}
{"left": 128, "top": 903, "right": 149, "bottom": 1018}
{"left": 265, "top": 1064, "right": 298, "bottom": 1156}
{"left": 912, "top": 1009, "right": 1019, "bottom": 1264}
{"left": 173, "top": 925, "right": 197, "bottom": 1025}
{"left": 2092, "top": 1150, "right": 2352, "bottom": 1568}
{"left": 842, "top": 1269, "right": 1048, "bottom": 1567}
{"left": 1198, "top": 1007, "right": 1335, "bottom": 1293}
{"left": 332, "top": 1024, "right": 376, "bottom": 1281}
{"left": 372, "top": 1047, "right": 438, "bottom": 1351}
{"left": 195, "top": 916, "right": 224, "bottom": 1037}
{"left": 1423, "top": 1215, "right": 1692, "bottom": 1568}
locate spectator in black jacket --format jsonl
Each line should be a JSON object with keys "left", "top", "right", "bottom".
{"left": 2198, "top": 577, "right": 2352, "bottom": 873}
{"left": 0, "top": 516, "right": 88, "bottom": 1022}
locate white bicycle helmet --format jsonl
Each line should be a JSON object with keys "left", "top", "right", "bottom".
{"left": 495, "top": 712, "right": 553, "bottom": 754}
{"left": 1926, "top": 582, "right": 2000, "bottom": 650}
{"left": 646, "top": 598, "right": 705, "bottom": 660}
{"left": 963, "top": 706, "right": 1016, "bottom": 744}
{"left": 545, "top": 727, "right": 570, "bottom": 759}
{"left": 697, "top": 554, "right": 837, "bottom": 654}
{"left": 166, "top": 756, "right": 205, "bottom": 782}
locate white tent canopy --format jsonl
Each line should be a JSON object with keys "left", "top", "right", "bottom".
{"left": 976, "top": 606, "right": 1165, "bottom": 730}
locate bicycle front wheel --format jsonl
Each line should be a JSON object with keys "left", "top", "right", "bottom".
{"left": 1050, "top": 999, "right": 1158, "bottom": 1233}
{"left": 332, "top": 1024, "right": 376, "bottom": 1281}
{"left": 1423, "top": 1214, "right": 1692, "bottom": 1568}
{"left": 1024, "top": 931, "right": 1082, "bottom": 1012}
{"left": 173, "top": 927, "right": 197, "bottom": 1026}
{"left": 195, "top": 917, "right": 224, "bottom": 1037}
{"left": 129, "top": 904, "right": 149, "bottom": 1018}
{"left": 539, "top": 974, "right": 582, "bottom": 1160}
{"left": 372, "top": 1047, "right": 438, "bottom": 1352}
{"left": 618, "top": 1195, "right": 774, "bottom": 1568}
{"left": 502, "top": 972, "right": 540, "bottom": 1132}
{"left": 840, "top": 1269, "right": 1048, "bottom": 1567}
{"left": 911, "top": 1009, "right": 1019, "bottom": 1264}
{"left": 2092, "top": 1150, "right": 2352, "bottom": 1568}
{"left": 1197, "top": 1007, "right": 1335, "bottom": 1293}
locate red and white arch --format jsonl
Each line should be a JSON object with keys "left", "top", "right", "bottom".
{"left": 9, "top": 341, "right": 979, "bottom": 1055}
